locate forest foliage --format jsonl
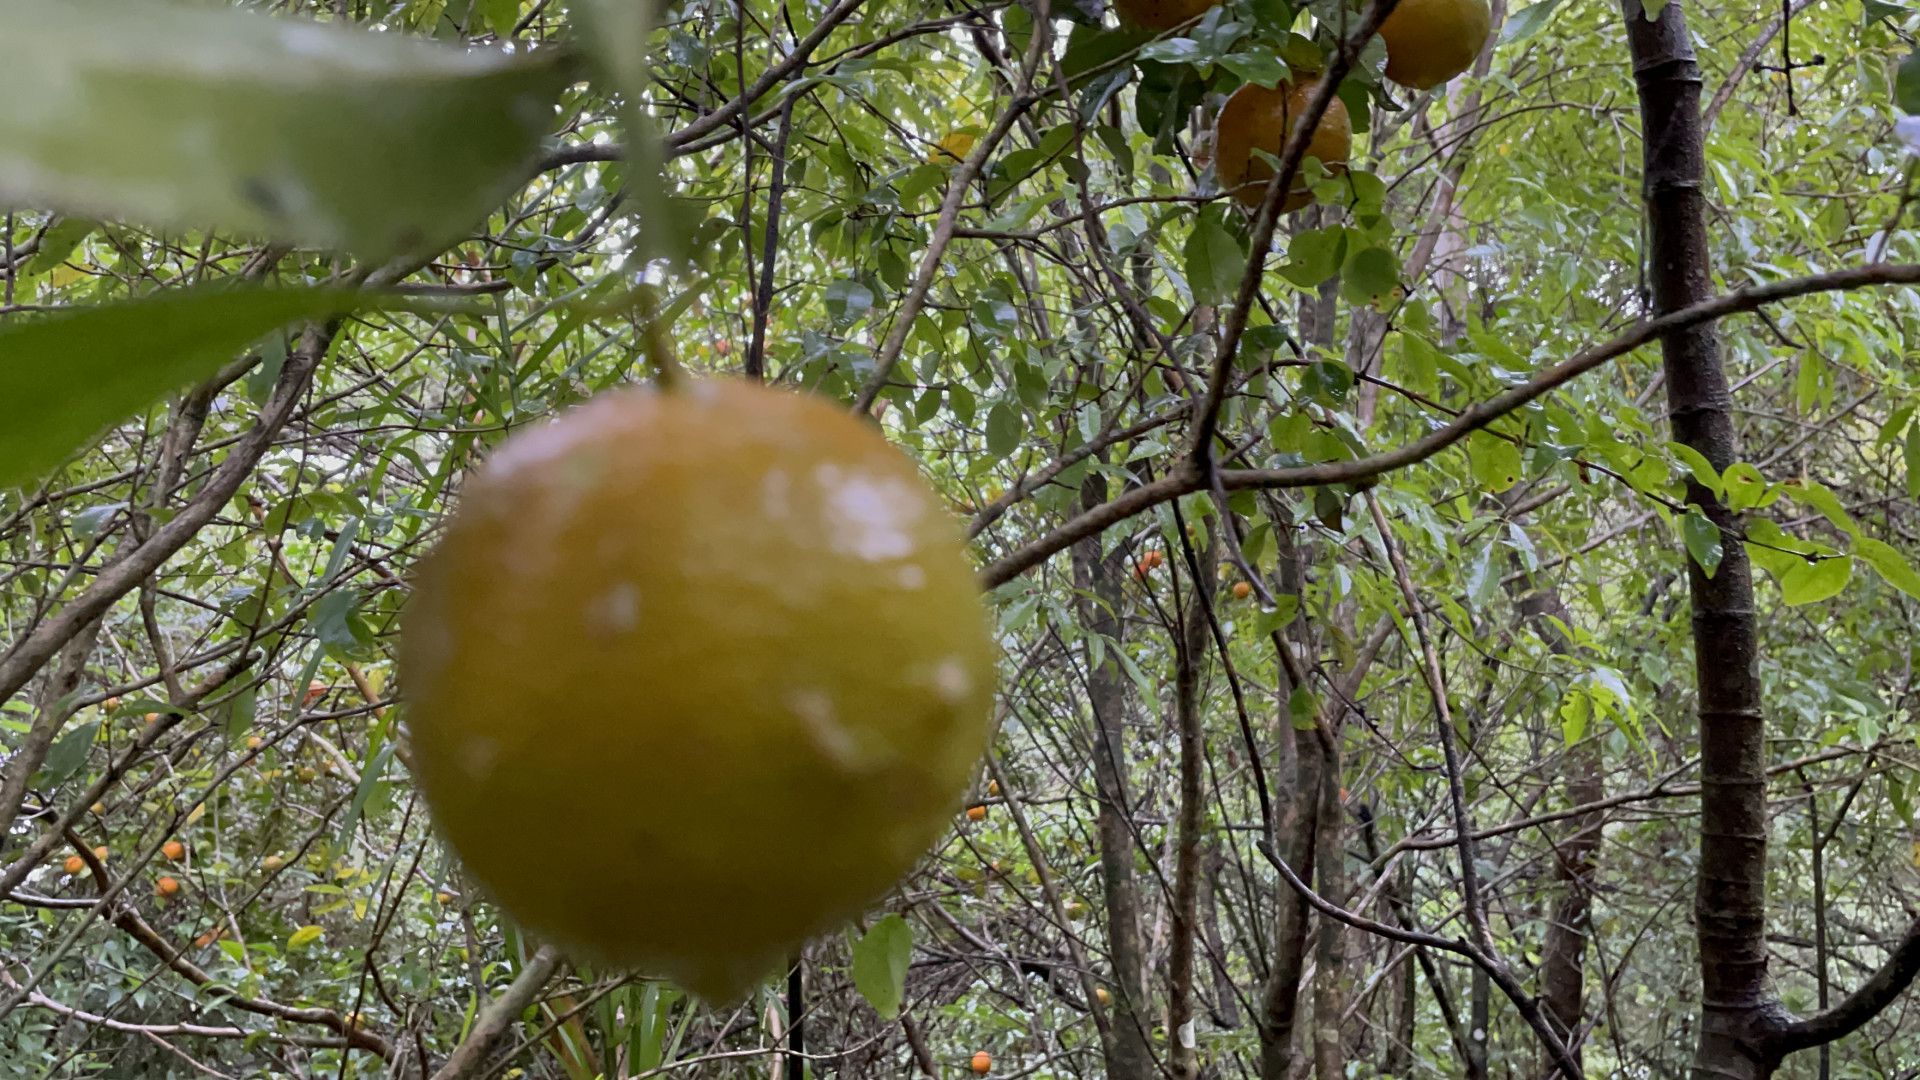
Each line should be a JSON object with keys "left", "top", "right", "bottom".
{"left": 2, "top": 0, "right": 1920, "bottom": 1077}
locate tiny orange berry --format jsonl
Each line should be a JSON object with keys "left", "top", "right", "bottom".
{"left": 156, "top": 876, "right": 182, "bottom": 898}
{"left": 966, "top": 805, "right": 987, "bottom": 823}
{"left": 1232, "top": 581, "right": 1252, "bottom": 600}
{"left": 89, "top": 802, "right": 106, "bottom": 815}
{"left": 91, "top": 846, "right": 108, "bottom": 862}
{"left": 162, "top": 840, "right": 186, "bottom": 861}
{"left": 245, "top": 736, "right": 264, "bottom": 750}
{"left": 986, "top": 779, "right": 1001, "bottom": 797}
{"left": 102, "top": 696, "right": 121, "bottom": 711}
{"left": 971, "top": 1051, "right": 992, "bottom": 1074}
{"left": 63, "top": 855, "right": 86, "bottom": 874}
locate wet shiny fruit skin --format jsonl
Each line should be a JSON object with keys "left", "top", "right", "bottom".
{"left": 1379, "top": 0, "right": 1491, "bottom": 90}
{"left": 401, "top": 379, "right": 998, "bottom": 1001}
{"left": 1214, "top": 80, "right": 1351, "bottom": 212}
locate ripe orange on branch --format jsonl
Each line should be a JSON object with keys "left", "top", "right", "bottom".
{"left": 1214, "top": 80, "right": 1351, "bottom": 213}
{"left": 1378, "top": 0, "right": 1492, "bottom": 90}
{"left": 401, "top": 379, "right": 997, "bottom": 1002}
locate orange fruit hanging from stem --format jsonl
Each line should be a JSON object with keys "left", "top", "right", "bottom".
{"left": 1378, "top": 0, "right": 1492, "bottom": 91}
{"left": 1214, "top": 79, "right": 1352, "bottom": 213}
{"left": 401, "top": 379, "right": 997, "bottom": 1002}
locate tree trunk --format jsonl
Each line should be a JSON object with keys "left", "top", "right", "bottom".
{"left": 1168, "top": 537, "right": 1216, "bottom": 1080}
{"left": 1071, "top": 470, "right": 1156, "bottom": 1080}
{"left": 1620, "top": 3, "right": 1777, "bottom": 1075}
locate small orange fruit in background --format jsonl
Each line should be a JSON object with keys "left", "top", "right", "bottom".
{"left": 1112, "top": 0, "right": 1217, "bottom": 31}
{"left": 163, "top": 840, "right": 186, "bottom": 861}
{"left": 102, "top": 696, "right": 120, "bottom": 710}
{"left": 91, "top": 846, "right": 108, "bottom": 862}
{"left": 1378, "top": 0, "right": 1492, "bottom": 91}
{"left": 1214, "top": 80, "right": 1351, "bottom": 212}
{"left": 1232, "top": 581, "right": 1252, "bottom": 600}
{"left": 193, "top": 928, "right": 224, "bottom": 947}
{"left": 143, "top": 712, "right": 160, "bottom": 725}
{"left": 1096, "top": 986, "right": 1112, "bottom": 1005}
{"left": 156, "top": 876, "right": 182, "bottom": 898}
{"left": 971, "top": 1050, "right": 992, "bottom": 1075}
{"left": 89, "top": 802, "right": 105, "bottom": 815}
{"left": 966, "top": 805, "right": 988, "bottom": 823}
{"left": 986, "top": 779, "right": 1000, "bottom": 797}
{"left": 303, "top": 680, "right": 327, "bottom": 706}
{"left": 245, "top": 735, "right": 264, "bottom": 750}
{"left": 62, "top": 855, "right": 85, "bottom": 874}
{"left": 262, "top": 855, "right": 286, "bottom": 872}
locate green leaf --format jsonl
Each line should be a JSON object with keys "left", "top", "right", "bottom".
{"left": 1468, "top": 433, "right": 1523, "bottom": 494}
{"left": 1780, "top": 556, "right": 1853, "bottom": 606}
{"left": 481, "top": 0, "right": 521, "bottom": 35}
{"left": 287, "top": 925, "right": 324, "bottom": 950}
{"left": 1666, "top": 442, "right": 1722, "bottom": 498}
{"left": 20, "top": 217, "right": 96, "bottom": 279}
{"left": 851, "top": 914, "right": 912, "bottom": 1020}
{"left": 1183, "top": 213, "right": 1244, "bottom": 308}
{"left": 1681, "top": 508, "right": 1723, "bottom": 578}
{"left": 0, "top": 0, "right": 569, "bottom": 260}
{"left": 0, "top": 285, "right": 360, "bottom": 490}
{"left": 1502, "top": 0, "right": 1565, "bottom": 43}
{"left": 34, "top": 720, "right": 98, "bottom": 788}
{"left": 1867, "top": 0, "right": 1907, "bottom": 23}
{"left": 1905, "top": 419, "right": 1920, "bottom": 500}
{"left": 1340, "top": 246, "right": 1400, "bottom": 306}
{"left": 1722, "top": 462, "right": 1772, "bottom": 512}
{"left": 825, "top": 279, "right": 876, "bottom": 324}
{"left": 1898, "top": 49, "right": 1920, "bottom": 114}
{"left": 1280, "top": 227, "right": 1346, "bottom": 289}
{"left": 1856, "top": 537, "right": 1920, "bottom": 600}
{"left": 1782, "top": 481, "right": 1859, "bottom": 536}
{"left": 985, "top": 403, "right": 1022, "bottom": 461}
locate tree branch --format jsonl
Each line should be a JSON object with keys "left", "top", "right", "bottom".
{"left": 978, "top": 262, "right": 1920, "bottom": 587}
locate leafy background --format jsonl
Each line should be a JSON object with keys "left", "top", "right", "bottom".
{"left": 1, "top": 0, "right": 1918, "bottom": 1077}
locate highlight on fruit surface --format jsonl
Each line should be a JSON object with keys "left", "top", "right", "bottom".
{"left": 1378, "top": 0, "right": 1492, "bottom": 91}
{"left": 1111, "top": 0, "right": 1217, "bottom": 31}
{"left": 400, "top": 378, "right": 998, "bottom": 1002}
{"left": 1212, "top": 79, "right": 1352, "bottom": 212}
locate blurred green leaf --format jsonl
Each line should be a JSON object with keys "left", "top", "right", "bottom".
{"left": 0, "top": 285, "right": 360, "bottom": 490}
{"left": 851, "top": 914, "right": 911, "bottom": 1019}
{"left": 0, "top": 0, "right": 568, "bottom": 259}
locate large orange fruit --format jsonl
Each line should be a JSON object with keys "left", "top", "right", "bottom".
{"left": 1213, "top": 81, "right": 1351, "bottom": 212}
{"left": 1112, "top": 0, "right": 1217, "bottom": 31}
{"left": 1378, "top": 0, "right": 1492, "bottom": 91}
{"left": 401, "top": 379, "right": 997, "bottom": 1001}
